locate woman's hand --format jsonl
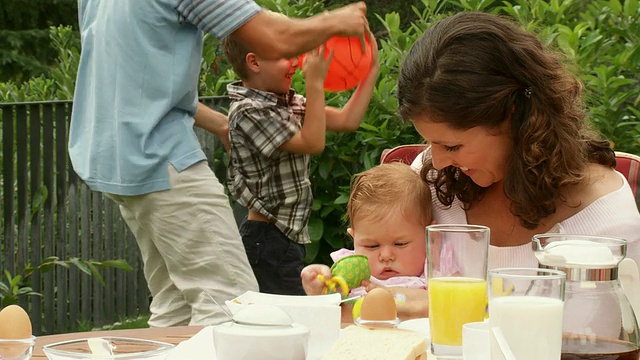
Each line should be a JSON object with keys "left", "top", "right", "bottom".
{"left": 391, "top": 287, "right": 429, "bottom": 320}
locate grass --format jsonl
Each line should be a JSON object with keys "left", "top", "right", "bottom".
{"left": 75, "top": 315, "right": 150, "bottom": 332}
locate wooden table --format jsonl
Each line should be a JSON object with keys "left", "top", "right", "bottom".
{"left": 31, "top": 326, "right": 205, "bottom": 359}
{"left": 32, "top": 322, "right": 357, "bottom": 358}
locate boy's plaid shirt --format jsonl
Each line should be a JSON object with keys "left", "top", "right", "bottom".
{"left": 226, "top": 82, "right": 312, "bottom": 244}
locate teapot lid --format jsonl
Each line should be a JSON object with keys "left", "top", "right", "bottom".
{"left": 533, "top": 237, "right": 627, "bottom": 281}
{"left": 536, "top": 240, "right": 622, "bottom": 268}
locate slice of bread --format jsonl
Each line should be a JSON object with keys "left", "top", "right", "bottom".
{"left": 322, "top": 325, "right": 428, "bottom": 360}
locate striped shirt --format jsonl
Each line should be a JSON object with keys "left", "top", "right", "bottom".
{"left": 227, "top": 82, "right": 312, "bottom": 244}
{"left": 176, "top": 0, "right": 261, "bottom": 39}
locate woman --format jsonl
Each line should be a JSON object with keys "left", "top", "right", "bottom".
{"left": 397, "top": 11, "right": 640, "bottom": 268}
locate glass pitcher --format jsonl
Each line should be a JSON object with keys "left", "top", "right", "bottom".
{"left": 533, "top": 234, "right": 640, "bottom": 360}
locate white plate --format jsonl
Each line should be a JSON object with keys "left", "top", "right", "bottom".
{"left": 397, "top": 317, "right": 430, "bottom": 340}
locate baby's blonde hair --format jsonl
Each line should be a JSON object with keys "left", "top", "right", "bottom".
{"left": 347, "top": 162, "right": 432, "bottom": 228}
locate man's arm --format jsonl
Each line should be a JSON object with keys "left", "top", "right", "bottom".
{"left": 193, "top": 102, "right": 230, "bottom": 153}
{"left": 231, "top": 2, "right": 368, "bottom": 60}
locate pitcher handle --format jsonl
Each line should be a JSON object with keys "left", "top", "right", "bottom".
{"left": 619, "top": 258, "right": 640, "bottom": 329}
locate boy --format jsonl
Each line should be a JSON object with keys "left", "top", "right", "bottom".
{"left": 222, "top": 33, "right": 379, "bottom": 295}
{"left": 301, "top": 162, "right": 437, "bottom": 321}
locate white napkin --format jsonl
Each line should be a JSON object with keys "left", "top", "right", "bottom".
{"left": 165, "top": 326, "right": 215, "bottom": 360}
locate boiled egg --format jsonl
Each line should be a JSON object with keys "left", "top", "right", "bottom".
{"left": 0, "top": 305, "right": 32, "bottom": 339}
{"left": 0, "top": 305, "right": 33, "bottom": 358}
{"left": 360, "top": 288, "right": 397, "bottom": 321}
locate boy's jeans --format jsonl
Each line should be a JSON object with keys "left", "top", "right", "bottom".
{"left": 239, "top": 220, "right": 306, "bottom": 295}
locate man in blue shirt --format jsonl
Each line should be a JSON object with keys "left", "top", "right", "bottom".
{"left": 69, "top": 0, "right": 368, "bottom": 327}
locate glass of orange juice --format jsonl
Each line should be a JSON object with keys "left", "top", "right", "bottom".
{"left": 427, "top": 224, "right": 490, "bottom": 358}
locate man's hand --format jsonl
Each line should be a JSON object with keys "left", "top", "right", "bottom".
{"left": 232, "top": 1, "right": 368, "bottom": 59}
{"left": 326, "top": 2, "right": 369, "bottom": 51}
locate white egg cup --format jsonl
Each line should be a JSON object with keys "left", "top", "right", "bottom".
{"left": 354, "top": 317, "right": 401, "bottom": 328}
{"left": 0, "top": 335, "right": 36, "bottom": 360}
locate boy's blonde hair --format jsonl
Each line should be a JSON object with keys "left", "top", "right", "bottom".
{"left": 347, "top": 162, "right": 432, "bottom": 228}
{"left": 222, "top": 36, "right": 251, "bottom": 80}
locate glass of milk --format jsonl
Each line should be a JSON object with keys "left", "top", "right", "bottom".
{"left": 488, "top": 268, "right": 566, "bottom": 360}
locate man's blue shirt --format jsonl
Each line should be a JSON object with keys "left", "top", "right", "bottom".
{"left": 69, "top": 0, "right": 260, "bottom": 195}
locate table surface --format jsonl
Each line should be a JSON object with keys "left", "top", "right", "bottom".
{"left": 31, "top": 326, "right": 205, "bottom": 359}
{"left": 32, "top": 322, "right": 356, "bottom": 358}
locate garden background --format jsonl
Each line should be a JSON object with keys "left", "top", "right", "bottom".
{"left": 1, "top": 0, "right": 639, "bottom": 332}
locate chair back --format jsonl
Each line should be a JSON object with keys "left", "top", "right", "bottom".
{"left": 380, "top": 144, "right": 428, "bottom": 165}
{"left": 615, "top": 151, "right": 640, "bottom": 210}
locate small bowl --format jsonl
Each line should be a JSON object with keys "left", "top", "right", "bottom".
{"left": 42, "top": 337, "right": 174, "bottom": 360}
{"left": 0, "top": 336, "right": 36, "bottom": 360}
{"left": 213, "top": 322, "right": 310, "bottom": 360}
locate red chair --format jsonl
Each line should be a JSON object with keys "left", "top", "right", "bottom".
{"left": 380, "top": 145, "right": 640, "bottom": 210}
{"left": 615, "top": 151, "right": 640, "bottom": 210}
{"left": 380, "top": 144, "right": 428, "bottom": 165}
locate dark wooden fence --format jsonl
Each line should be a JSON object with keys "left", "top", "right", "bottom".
{"left": 0, "top": 97, "right": 235, "bottom": 335}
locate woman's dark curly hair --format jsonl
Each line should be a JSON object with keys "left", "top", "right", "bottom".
{"left": 397, "top": 12, "right": 615, "bottom": 229}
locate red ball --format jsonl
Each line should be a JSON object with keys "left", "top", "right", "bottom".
{"left": 300, "top": 36, "right": 373, "bottom": 92}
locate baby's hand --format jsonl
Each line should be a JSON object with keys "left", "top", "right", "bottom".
{"left": 301, "top": 45, "right": 333, "bottom": 89}
{"left": 362, "top": 280, "right": 374, "bottom": 292}
{"left": 301, "top": 264, "right": 332, "bottom": 295}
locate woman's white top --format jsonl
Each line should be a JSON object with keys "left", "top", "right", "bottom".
{"left": 411, "top": 150, "right": 640, "bottom": 269}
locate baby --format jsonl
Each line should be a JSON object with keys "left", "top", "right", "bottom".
{"left": 301, "top": 162, "right": 438, "bottom": 321}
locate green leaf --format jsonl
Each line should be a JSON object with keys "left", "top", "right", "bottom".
{"left": 608, "top": 0, "right": 623, "bottom": 15}
{"left": 30, "top": 185, "right": 48, "bottom": 221}
{"left": 304, "top": 241, "right": 320, "bottom": 264}
{"left": 308, "top": 218, "right": 324, "bottom": 242}
{"left": 320, "top": 206, "right": 334, "bottom": 218}
{"left": 2, "top": 296, "right": 18, "bottom": 307}
{"left": 623, "top": 0, "right": 639, "bottom": 17}
{"left": 86, "top": 263, "right": 106, "bottom": 286}
{"left": 69, "top": 258, "right": 91, "bottom": 276}
{"left": 333, "top": 194, "right": 349, "bottom": 205}
{"left": 325, "top": 231, "right": 346, "bottom": 249}
{"left": 16, "top": 287, "right": 37, "bottom": 296}
{"left": 99, "top": 260, "right": 133, "bottom": 271}
{"left": 318, "top": 161, "right": 330, "bottom": 180}
{"left": 10, "top": 275, "right": 22, "bottom": 288}
{"left": 359, "top": 123, "right": 379, "bottom": 133}
{"left": 4, "top": 270, "right": 12, "bottom": 282}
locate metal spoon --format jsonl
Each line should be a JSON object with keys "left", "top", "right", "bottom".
{"left": 201, "top": 288, "right": 235, "bottom": 322}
